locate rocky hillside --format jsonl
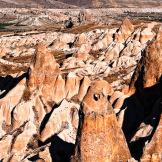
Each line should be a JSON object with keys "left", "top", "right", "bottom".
{"left": 0, "top": 0, "right": 162, "bottom": 8}
{"left": 0, "top": 11, "right": 161, "bottom": 162}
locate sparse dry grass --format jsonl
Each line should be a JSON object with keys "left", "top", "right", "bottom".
{"left": 51, "top": 50, "right": 73, "bottom": 64}
{"left": 22, "top": 88, "right": 31, "bottom": 101}
{"left": 51, "top": 50, "right": 65, "bottom": 60}
{"left": 104, "top": 67, "right": 134, "bottom": 84}
{"left": 0, "top": 63, "right": 28, "bottom": 75}
{"left": 62, "top": 23, "right": 109, "bottom": 34}
{"left": 3, "top": 55, "right": 33, "bottom": 64}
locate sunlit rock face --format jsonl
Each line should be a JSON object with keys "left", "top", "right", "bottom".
{"left": 0, "top": 15, "right": 161, "bottom": 162}
{"left": 141, "top": 114, "right": 162, "bottom": 162}
{"left": 71, "top": 80, "right": 131, "bottom": 162}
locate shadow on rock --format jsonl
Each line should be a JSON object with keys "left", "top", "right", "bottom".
{"left": 0, "top": 73, "right": 27, "bottom": 99}
{"left": 38, "top": 135, "right": 74, "bottom": 162}
{"left": 121, "top": 76, "right": 162, "bottom": 160}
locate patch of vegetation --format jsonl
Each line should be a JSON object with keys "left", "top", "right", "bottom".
{"left": 62, "top": 23, "right": 108, "bottom": 34}
{"left": 4, "top": 55, "right": 33, "bottom": 64}
{"left": 0, "top": 23, "right": 14, "bottom": 30}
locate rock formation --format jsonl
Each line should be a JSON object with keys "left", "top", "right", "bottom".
{"left": 141, "top": 114, "right": 162, "bottom": 162}
{"left": 71, "top": 80, "right": 131, "bottom": 162}
{"left": 0, "top": 15, "right": 161, "bottom": 162}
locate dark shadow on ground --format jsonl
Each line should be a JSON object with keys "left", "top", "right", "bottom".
{"left": 0, "top": 73, "right": 27, "bottom": 99}
{"left": 38, "top": 101, "right": 75, "bottom": 162}
{"left": 49, "top": 135, "right": 74, "bottom": 162}
{"left": 121, "top": 76, "right": 162, "bottom": 160}
{"left": 38, "top": 135, "right": 75, "bottom": 162}
{"left": 39, "top": 103, "right": 59, "bottom": 134}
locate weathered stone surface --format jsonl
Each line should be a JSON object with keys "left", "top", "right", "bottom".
{"left": 115, "top": 18, "right": 134, "bottom": 43}
{"left": 129, "top": 28, "right": 162, "bottom": 93}
{"left": 71, "top": 80, "right": 131, "bottom": 162}
{"left": 65, "top": 72, "right": 80, "bottom": 100}
{"left": 130, "top": 123, "right": 153, "bottom": 142}
{"left": 39, "top": 147, "right": 52, "bottom": 162}
{"left": 83, "top": 80, "right": 113, "bottom": 113}
{"left": 141, "top": 114, "right": 162, "bottom": 162}
{"left": 53, "top": 74, "right": 66, "bottom": 104}
{"left": 12, "top": 122, "right": 37, "bottom": 152}
{"left": 92, "top": 29, "right": 114, "bottom": 51}
{"left": 28, "top": 44, "right": 61, "bottom": 102}
{"left": 0, "top": 135, "right": 12, "bottom": 160}
{"left": 40, "top": 99, "right": 80, "bottom": 143}
{"left": 0, "top": 77, "right": 26, "bottom": 135}
{"left": 13, "top": 101, "right": 35, "bottom": 129}
{"left": 0, "top": 17, "right": 162, "bottom": 162}
{"left": 105, "top": 43, "right": 124, "bottom": 61}
{"left": 140, "top": 23, "right": 156, "bottom": 44}
{"left": 77, "top": 76, "right": 91, "bottom": 102}
{"left": 109, "top": 91, "right": 123, "bottom": 105}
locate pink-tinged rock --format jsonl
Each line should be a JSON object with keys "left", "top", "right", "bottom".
{"left": 109, "top": 91, "right": 123, "bottom": 105}
{"left": 122, "top": 85, "right": 130, "bottom": 95}
{"left": 0, "top": 135, "right": 12, "bottom": 160}
{"left": 132, "top": 28, "right": 141, "bottom": 42}
{"left": 114, "top": 95, "right": 127, "bottom": 113}
{"left": 75, "top": 52, "right": 90, "bottom": 61}
{"left": 71, "top": 80, "right": 131, "bottom": 162}
{"left": 77, "top": 43, "right": 91, "bottom": 55}
{"left": 62, "top": 57, "right": 85, "bottom": 70}
{"left": 77, "top": 33, "right": 88, "bottom": 46}
{"left": 39, "top": 147, "right": 52, "bottom": 162}
{"left": 115, "top": 18, "right": 134, "bottom": 43}
{"left": 117, "top": 108, "right": 126, "bottom": 128}
{"left": 83, "top": 80, "right": 113, "bottom": 113}
{"left": 65, "top": 72, "right": 80, "bottom": 100}
{"left": 13, "top": 101, "right": 35, "bottom": 129}
{"left": 77, "top": 76, "right": 91, "bottom": 102}
{"left": 0, "top": 108, "right": 5, "bottom": 137}
{"left": 52, "top": 33, "right": 75, "bottom": 51}
{"left": 129, "top": 29, "right": 162, "bottom": 93}
{"left": 34, "top": 96, "right": 47, "bottom": 124}
{"left": 141, "top": 114, "right": 162, "bottom": 162}
{"left": 116, "top": 56, "right": 137, "bottom": 68}
{"left": 40, "top": 99, "right": 79, "bottom": 143}
{"left": 0, "top": 78, "right": 26, "bottom": 129}
{"left": 92, "top": 29, "right": 113, "bottom": 51}
{"left": 12, "top": 121, "right": 37, "bottom": 153}
{"left": 120, "top": 39, "right": 142, "bottom": 59}
{"left": 105, "top": 43, "right": 124, "bottom": 61}
{"left": 53, "top": 74, "right": 65, "bottom": 104}
{"left": 131, "top": 123, "right": 153, "bottom": 142}
{"left": 140, "top": 28, "right": 155, "bottom": 44}
{"left": 28, "top": 44, "right": 60, "bottom": 103}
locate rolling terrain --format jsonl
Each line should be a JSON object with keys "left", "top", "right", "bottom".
{"left": 0, "top": 1, "right": 161, "bottom": 162}
{"left": 0, "top": 0, "right": 162, "bottom": 8}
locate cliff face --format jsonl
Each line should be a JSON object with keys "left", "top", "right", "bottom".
{"left": 0, "top": 14, "right": 161, "bottom": 162}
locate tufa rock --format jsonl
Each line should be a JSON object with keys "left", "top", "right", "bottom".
{"left": 71, "top": 80, "right": 130, "bottom": 162}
